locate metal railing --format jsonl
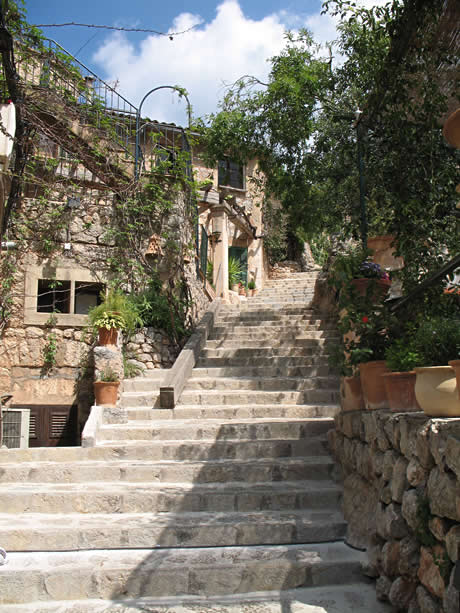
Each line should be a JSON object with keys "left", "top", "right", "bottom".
{"left": 10, "top": 38, "right": 138, "bottom": 160}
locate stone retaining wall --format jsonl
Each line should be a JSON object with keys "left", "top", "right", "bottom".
{"left": 329, "top": 410, "right": 460, "bottom": 613}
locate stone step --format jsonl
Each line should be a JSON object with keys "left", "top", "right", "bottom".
{"left": 0, "top": 437, "right": 330, "bottom": 468}
{"left": 192, "top": 365, "right": 335, "bottom": 377}
{"left": 186, "top": 375, "right": 339, "bottom": 391}
{"left": 122, "top": 378, "right": 164, "bottom": 392}
{"left": 1, "top": 509, "right": 346, "bottom": 551}
{"left": 0, "top": 583, "right": 393, "bottom": 613}
{"left": 178, "top": 389, "right": 340, "bottom": 406}
{"left": 0, "top": 479, "right": 342, "bottom": 514}
{"left": 0, "top": 455, "right": 336, "bottom": 485}
{"left": 214, "top": 316, "right": 334, "bottom": 327}
{"left": 98, "top": 417, "right": 334, "bottom": 440}
{"left": 120, "top": 391, "right": 162, "bottom": 408}
{"left": 204, "top": 337, "right": 338, "bottom": 349}
{"left": 0, "top": 543, "right": 365, "bottom": 604}
{"left": 208, "top": 329, "right": 338, "bottom": 341}
{"left": 100, "top": 404, "right": 339, "bottom": 427}
{"left": 213, "top": 318, "right": 336, "bottom": 328}
{"left": 196, "top": 356, "right": 331, "bottom": 368}
{"left": 200, "top": 345, "right": 331, "bottom": 359}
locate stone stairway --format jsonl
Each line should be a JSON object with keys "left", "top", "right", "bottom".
{"left": 0, "top": 272, "right": 391, "bottom": 612}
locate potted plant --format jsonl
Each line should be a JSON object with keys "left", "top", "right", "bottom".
{"left": 383, "top": 338, "right": 422, "bottom": 412}
{"left": 328, "top": 342, "right": 364, "bottom": 411}
{"left": 413, "top": 317, "right": 460, "bottom": 417}
{"left": 93, "top": 367, "right": 120, "bottom": 406}
{"left": 348, "top": 310, "right": 391, "bottom": 410}
{"left": 228, "top": 256, "right": 243, "bottom": 292}
{"left": 330, "top": 245, "right": 391, "bottom": 302}
{"left": 238, "top": 282, "right": 247, "bottom": 296}
{"left": 248, "top": 279, "right": 257, "bottom": 297}
{"left": 88, "top": 289, "right": 141, "bottom": 346}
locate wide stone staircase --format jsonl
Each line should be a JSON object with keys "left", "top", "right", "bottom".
{"left": 0, "top": 272, "right": 390, "bottom": 612}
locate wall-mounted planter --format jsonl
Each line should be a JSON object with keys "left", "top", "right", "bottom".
{"left": 415, "top": 366, "right": 460, "bottom": 417}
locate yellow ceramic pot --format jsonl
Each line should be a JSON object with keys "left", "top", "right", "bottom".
{"left": 414, "top": 366, "right": 460, "bottom": 417}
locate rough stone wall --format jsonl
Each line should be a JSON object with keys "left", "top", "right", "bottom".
{"left": 329, "top": 410, "right": 460, "bottom": 613}
{"left": 269, "top": 260, "right": 302, "bottom": 278}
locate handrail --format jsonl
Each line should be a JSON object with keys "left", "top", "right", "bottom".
{"left": 389, "top": 252, "right": 460, "bottom": 312}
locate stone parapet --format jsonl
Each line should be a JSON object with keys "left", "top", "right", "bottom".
{"left": 329, "top": 409, "right": 460, "bottom": 612}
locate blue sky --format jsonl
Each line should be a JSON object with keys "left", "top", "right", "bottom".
{"left": 23, "top": 1, "right": 383, "bottom": 125}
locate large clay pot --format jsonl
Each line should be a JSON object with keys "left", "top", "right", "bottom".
{"left": 340, "top": 376, "right": 365, "bottom": 411}
{"left": 98, "top": 327, "right": 118, "bottom": 346}
{"left": 382, "top": 371, "right": 420, "bottom": 412}
{"left": 359, "top": 360, "right": 389, "bottom": 409}
{"left": 414, "top": 366, "right": 460, "bottom": 417}
{"left": 350, "top": 277, "right": 391, "bottom": 299}
{"left": 93, "top": 381, "right": 120, "bottom": 406}
{"left": 448, "top": 360, "right": 460, "bottom": 400}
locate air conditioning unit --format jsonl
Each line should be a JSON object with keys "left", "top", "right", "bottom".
{"left": 1, "top": 408, "right": 30, "bottom": 449}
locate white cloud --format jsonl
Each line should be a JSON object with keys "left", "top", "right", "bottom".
{"left": 92, "top": 0, "right": 393, "bottom": 126}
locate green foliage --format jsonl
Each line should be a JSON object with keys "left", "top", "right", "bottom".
{"left": 203, "top": 2, "right": 458, "bottom": 290}
{"left": 122, "top": 351, "right": 144, "bottom": 379}
{"left": 97, "top": 367, "right": 119, "bottom": 383}
{"left": 0, "top": 254, "right": 16, "bottom": 333}
{"left": 206, "top": 260, "right": 214, "bottom": 286}
{"left": 248, "top": 279, "right": 256, "bottom": 290}
{"left": 42, "top": 313, "right": 58, "bottom": 371}
{"left": 228, "top": 256, "right": 243, "bottom": 288}
{"left": 131, "top": 275, "right": 193, "bottom": 347}
{"left": 385, "top": 338, "right": 423, "bottom": 372}
{"left": 88, "top": 290, "right": 142, "bottom": 336}
{"left": 262, "top": 202, "right": 290, "bottom": 264}
{"left": 415, "top": 495, "right": 436, "bottom": 548}
{"left": 414, "top": 316, "right": 460, "bottom": 366}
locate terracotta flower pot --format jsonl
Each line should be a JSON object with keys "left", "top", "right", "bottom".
{"left": 93, "top": 381, "right": 119, "bottom": 406}
{"left": 340, "top": 376, "right": 365, "bottom": 411}
{"left": 98, "top": 327, "right": 118, "bottom": 346}
{"left": 415, "top": 366, "right": 460, "bottom": 417}
{"left": 351, "top": 277, "right": 391, "bottom": 299}
{"left": 382, "top": 371, "right": 420, "bottom": 412}
{"left": 448, "top": 360, "right": 460, "bottom": 400}
{"left": 359, "top": 360, "right": 389, "bottom": 409}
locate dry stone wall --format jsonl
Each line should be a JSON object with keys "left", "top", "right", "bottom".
{"left": 329, "top": 410, "right": 460, "bottom": 613}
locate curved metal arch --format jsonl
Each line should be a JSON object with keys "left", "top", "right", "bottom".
{"left": 135, "top": 85, "right": 192, "bottom": 179}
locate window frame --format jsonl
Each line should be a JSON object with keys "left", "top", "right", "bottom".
{"left": 24, "top": 266, "right": 105, "bottom": 326}
{"left": 217, "top": 158, "right": 245, "bottom": 191}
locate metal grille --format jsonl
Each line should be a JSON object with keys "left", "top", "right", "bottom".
{"left": 2, "top": 409, "right": 30, "bottom": 449}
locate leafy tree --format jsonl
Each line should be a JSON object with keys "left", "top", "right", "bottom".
{"left": 202, "top": 0, "right": 459, "bottom": 290}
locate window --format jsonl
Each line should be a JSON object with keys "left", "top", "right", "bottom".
{"left": 37, "top": 280, "right": 71, "bottom": 313}
{"left": 36, "top": 280, "right": 104, "bottom": 315}
{"left": 74, "top": 282, "right": 104, "bottom": 314}
{"left": 218, "top": 159, "right": 244, "bottom": 190}
{"left": 25, "top": 266, "right": 105, "bottom": 326}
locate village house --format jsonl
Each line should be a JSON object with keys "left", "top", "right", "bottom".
{"left": 0, "top": 37, "right": 267, "bottom": 448}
